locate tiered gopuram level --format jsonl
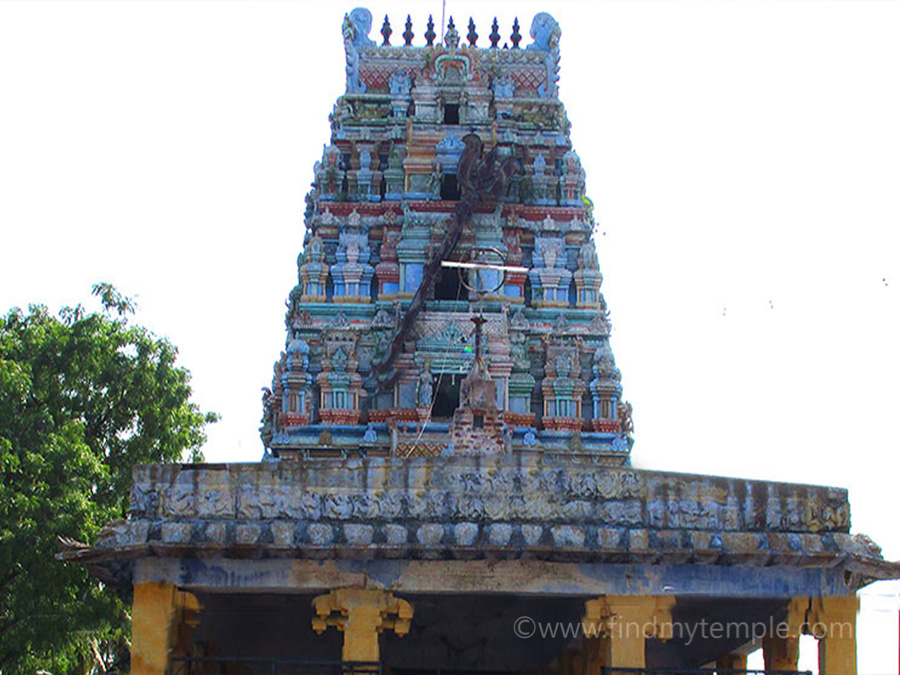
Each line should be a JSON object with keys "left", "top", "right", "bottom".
{"left": 260, "top": 8, "right": 631, "bottom": 461}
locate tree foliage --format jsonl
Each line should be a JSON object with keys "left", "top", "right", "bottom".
{"left": 0, "top": 285, "right": 217, "bottom": 675}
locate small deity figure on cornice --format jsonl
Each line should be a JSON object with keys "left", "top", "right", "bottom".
{"left": 503, "top": 229, "right": 523, "bottom": 265}
{"left": 331, "top": 346, "right": 349, "bottom": 373}
{"left": 286, "top": 337, "right": 310, "bottom": 372}
{"left": 618, "top": 400, "right": 634, "bottom": 435}
{"left": 345, "top": 7, "right": 375, "bottom": 47}
{"left": 260, "top": 387, "right": 274, "bottom": 448}
{"left": 592, "top": 341, "right": 620, "bottom": 381}
{"left": 417, "top": 361, "right": 434, "bottom": 407}
{"left": 307, "top": 236, "right": 325, "bottom": 263}
{"left": 380, "top": 228, "right": 399, "bottom": 260}
{"left": 537, "top": 237, "right": 563, "bottom": 269}
{"left": 358, "top": 147, "right": 372, "bottom": 172}
{"left": 444, "top": 18, "right": 460, "bottom": 49}
{"left": 578, "top": 239, "right": 600, "bottom": 271}
{"left": 528, "top": 13, "right": 561, "bottom": 98}
{"left": 527, "top": 13, "right": 561, "bottom": 52}
{"left": 429, "top": 160, "right": 443, "bottom": 200}
{"left": 343, "top": 8, "right": 373, "bottom": 94}
{"left": 389, "top": 71, "right": 411, "bottom": 97}
{"left": 492, "top": 74, "right": 515, "bottom": 99}
{"left": 555, "top": 353, "right": 572, "bottom": 379}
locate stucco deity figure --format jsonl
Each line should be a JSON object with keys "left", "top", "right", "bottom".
{"left": 564, "top": 151, "right": 583, "bottom": 179}
{"left": 559, "top": 150, "right": 585, "bottom": 204}
{"left": 618, "top": 400, "right": 634, "bottom": 435}
{"left": 346, "top": 7, "right": 375, "bottom": 47}
{"left": 343, "top": 8, "right": 374, "bottom": 94}
{"left": 527, "top": 13, "right": 561, "bottom": 52}
{"left": 444, "top": 18, "right": 460, "bottom": 49}
{"left": 492, "top": 75, "right": 515, "bottom": 99}
{"left": 429, "top": 161, "right": 443, "bottom": 200}
{"left": 527, "top": 13, "right": 561, "bottom": 99}
{"left": 358, "top": 147, "right": 372, "bottom": 171}
{"left": 316, "top": 145, "right": 343, "bottom": 195}
{"left": 286, "top": 337, "right": 310, "bottom": 371}
{"left": 308, "top": 236, "right": 325, "bottom": 263}
{"left": 578, "top": 238, "right": 600, "bottom": 271}
{"left": 458, "top": 90, "right": 469, "bottom": 123}
{"left": 593, "top": 341, "right": 620, "bottom": 381}
{"left": 389, "top": 71, "right": 411, "bottom": 96}
{"left": 259, "top": 387, "right": 274, "bottom": 447}
{"left": 362, "top": 422, "right": 377, "bottom": 443}
{"left": 555, "top": 353, "right": 572, "bottom": 379}
{"left": 539, "top": 237, "right": 562, "bottom": 269}
{"left": 417, "top": 361, "right": 434, "bottom": 407}
{"left": 503, "top": 228, "right": 523, "bottom": 265}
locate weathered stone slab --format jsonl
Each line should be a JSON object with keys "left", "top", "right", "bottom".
{"left": 71, "top": 456, "right": 893, "bottom": 572}
{"left": 128, "top": 456, "right": 852, "bottom": 535}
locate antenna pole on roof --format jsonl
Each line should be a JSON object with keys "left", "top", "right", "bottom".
{"left": 441, "top": 0, "right": 446, "bottom": 43}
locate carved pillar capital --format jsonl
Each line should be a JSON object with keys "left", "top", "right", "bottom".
{"left": 311, "top": 589, "right": 413, "bottom": 662}
{"left": 583, "top": 595, "right": 674, "bottom": 641}
{"left": 807, "top": 595, "right": 858, "bottom": 634}
{"left": 582, "top": 595, "right": 675, "bottom": 669}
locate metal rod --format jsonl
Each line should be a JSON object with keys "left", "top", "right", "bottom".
{"left": 440, "top": 260, "right": 528, "bottom": 273}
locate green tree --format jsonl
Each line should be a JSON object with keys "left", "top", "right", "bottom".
{"left": 0, "top": 284, "right": 217, "bottom": 675}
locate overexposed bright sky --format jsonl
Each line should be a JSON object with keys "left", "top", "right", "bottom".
{"left": 1, "top": 1, "right": 899, "bottom": 670}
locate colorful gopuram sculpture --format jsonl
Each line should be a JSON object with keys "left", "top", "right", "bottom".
{"left": 62, "top": 10, "right": 900, "bottom": 674}
{"left": 262, "top": 7, "right": 629, "bottom": 461}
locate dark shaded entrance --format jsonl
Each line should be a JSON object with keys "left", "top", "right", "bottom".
{"left": 182, "top": 592, "right": 803, "bottom": 674}
{"left": 433, "top": 268, "right": 468, "bottom": 301}
{"left": 440, "top": 174, "right": 461, "bottom": 200}
{"left": 431, "top": 375, "right": 461, "bottom": 420}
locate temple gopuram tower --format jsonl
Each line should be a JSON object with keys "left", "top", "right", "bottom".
{"left": 259, "top": 8, "right": 628, "bottom": 462}
{"left": 63, "top": 9, "right": 900, "bottom": 673}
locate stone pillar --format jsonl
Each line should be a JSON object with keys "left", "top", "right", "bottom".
{"left": 762, "top": 596, "right": 805, "bottom": 672}
{"left": 131, "top": 582, "right": 200, "bottom": 675}
{"left": 583, "top": 596, "right": 674, "bottom": 669}
{"left": 572, "top": 650, "right": 586, "bottom": 675}
{"left": 715, "top": 652, "right": 747, "bottom": 670}
{"left": 762, "top": 635, "right": 799, "bottom": 671}
{"left": 810, "top": 596, "right": 858, "bottom": 675}
{"left": 312, "top": 589, "right": 413, "bottom": 663}
{"left": 581, "top": 630, "right": 604, "bottom": 675}
{"left": 557, "top": 647, "right": 575, "bottom": 675}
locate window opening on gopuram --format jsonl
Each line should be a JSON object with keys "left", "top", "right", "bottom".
{"left": 441, "top": 173, "right": 461, "bottom": 200}
{"left": 432, "top": 374, "right": 461, "bottom": 420}
{"left": 433, "top": 267, "right": 468, "bottom": 301}
{"left": 443, "top": 103, "right": 460, "bottom": 125}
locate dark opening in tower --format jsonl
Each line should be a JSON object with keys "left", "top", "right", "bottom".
{"left": 432, "top": 375, "right": 461, "bottom": 420}
{"left": 443, "top": 103, "right": 460, "bottom": 125}
{"left": 434, "top": 267, "right": 468, "bottom": 301}
{"left": 441, "top": 174, "right": 461, "bottom": 200}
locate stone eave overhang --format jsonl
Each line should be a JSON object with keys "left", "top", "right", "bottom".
{"left": 58, "top": 539, "right": 900, "bottom": 596}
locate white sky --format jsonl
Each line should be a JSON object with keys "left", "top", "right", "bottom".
{"left": 1, "top": 1, "right": 898, "bottom": 670}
